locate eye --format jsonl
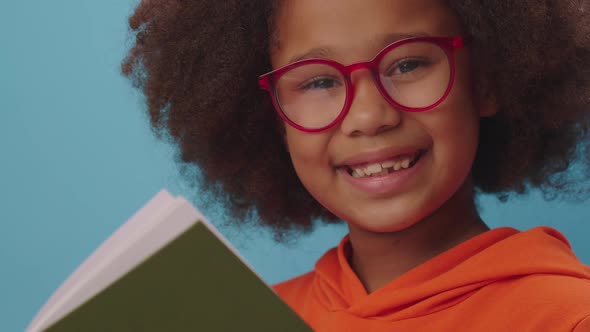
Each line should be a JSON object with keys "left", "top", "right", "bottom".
{"left": 299, "top": 76, "right": 343, "bottom": 90}
{"left": 387, "top": 58, "right": 431, "bottom": 76}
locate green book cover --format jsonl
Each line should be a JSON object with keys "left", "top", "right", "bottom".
{"left": 27, "top": 190, "right": 313, "bottom": 332}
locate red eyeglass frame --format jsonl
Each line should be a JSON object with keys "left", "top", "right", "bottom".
{"left": 258, "top": 36, "right": 465, "bottom": 133}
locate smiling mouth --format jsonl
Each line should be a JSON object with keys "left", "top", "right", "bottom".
{"left": 344, "top": 150, "right": 425, "bottom": 178}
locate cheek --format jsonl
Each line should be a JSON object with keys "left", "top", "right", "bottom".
{"left": 285, "top": 129, "right": 341, "bottom": 211}
{"left": 428, "top": 75, "right": 481, "bottom": 178}
{"left": 284, "top": 128, "right": 333, "bottom": 182}
{"left": 439, "top": 52, "right": 480, "bottom": 149}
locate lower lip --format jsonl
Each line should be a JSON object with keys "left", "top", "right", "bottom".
{"left": 338, "top": 150, "right": 427, "bottom": 196}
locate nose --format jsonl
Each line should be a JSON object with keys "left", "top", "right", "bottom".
{"left": 339, "top": 70, "right": 402, "bottom": 136}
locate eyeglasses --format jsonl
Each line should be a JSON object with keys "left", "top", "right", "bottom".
{"left": 259, "top": 36, "right": 465, "bottom": 133}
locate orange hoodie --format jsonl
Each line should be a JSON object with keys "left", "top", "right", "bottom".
{"left": 274, "top": 227, "right": 590, "bottom": 331}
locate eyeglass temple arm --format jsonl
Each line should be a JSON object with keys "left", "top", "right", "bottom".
{"left": 454, "top": 35, "right": 471, "bottom": 49}
{"left": 259, "top": 76, "right": 271, "bottom": 91}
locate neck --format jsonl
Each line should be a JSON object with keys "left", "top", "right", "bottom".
{"left": 347, "top": 180, "right": 489, "bottom": 293}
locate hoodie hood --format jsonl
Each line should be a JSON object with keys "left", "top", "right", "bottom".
{"left": 311, "top": 226, "right": 590, "bottom": 321}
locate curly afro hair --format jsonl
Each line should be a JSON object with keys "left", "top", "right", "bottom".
{"left": 122, "top": 0, "right": 590, "bottom": 237}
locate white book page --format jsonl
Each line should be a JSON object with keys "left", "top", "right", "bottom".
{"left": 27, "top": 190, "right": 178, "bottom": 332}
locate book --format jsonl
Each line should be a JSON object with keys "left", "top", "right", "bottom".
{"left": 27, "top": 189, "right": 313, "bottom": 332}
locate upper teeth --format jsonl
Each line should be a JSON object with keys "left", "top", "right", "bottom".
{"left": 350, "top": 154, "right": 414, "bottom": 178}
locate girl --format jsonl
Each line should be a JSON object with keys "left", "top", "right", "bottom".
{"left": 122, "top": 0, "right": 590, "bottom": 330}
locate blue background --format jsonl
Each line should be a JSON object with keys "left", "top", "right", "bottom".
{"left": 1, "top": 1, "right": 589, "bottom": 331}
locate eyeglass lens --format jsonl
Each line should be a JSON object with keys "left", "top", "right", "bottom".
{"left": 274, "top": 41, "right": 451, "bottom": 130}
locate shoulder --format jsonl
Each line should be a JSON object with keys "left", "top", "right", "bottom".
{"left": 272, "top": 243, "right": 342, "bottom": 306}
{"left": 507, "top": 274, "right": 590, "bottom": 305}
{"left": 272, "top": 271, "right": 316, "bottom": 308}
{"left": 484, "top": 274, "right": 590, "bottom": 330}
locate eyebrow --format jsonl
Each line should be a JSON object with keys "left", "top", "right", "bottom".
{"left": 288, "top": 32, "right": 431, "bottom": 63}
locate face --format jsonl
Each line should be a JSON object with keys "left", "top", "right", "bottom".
{"left": 271, "top": 0, "right": 495, "bottom": 232}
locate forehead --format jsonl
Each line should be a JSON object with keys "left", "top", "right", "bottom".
{"left": 272, "top": 0, "right": 461, "bottom": 66}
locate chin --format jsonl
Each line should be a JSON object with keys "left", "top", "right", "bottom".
{"left": 342, "top": 209, "right": 427, "bottom": 234}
